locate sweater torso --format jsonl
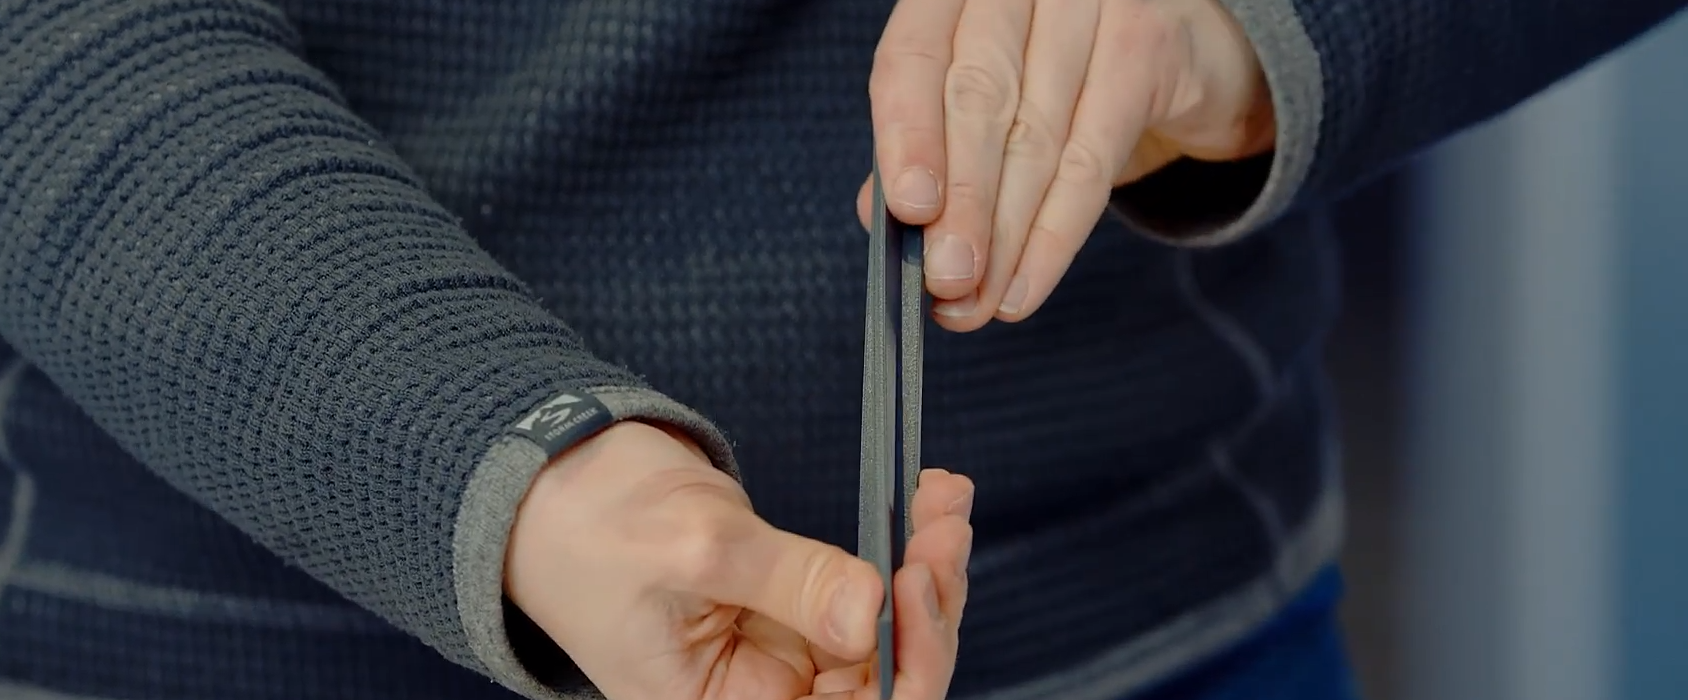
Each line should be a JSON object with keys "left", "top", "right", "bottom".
{"left": 0, "top": 1, "right": 1341, "bottom": 697}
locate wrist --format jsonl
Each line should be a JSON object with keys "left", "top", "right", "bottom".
{"left": 534, "top": 419, "right": 702, "bottom": 491}
{"left": 627, "top": 419, "right": 712, "bottom": 465}
{"left": 505, "top": 419, "right": 718, "bottom": 589}
{"left": 506, "top": 423, "right": 651, "bottom": 593}
{"left": 1221, "top": 2, "right": 1277, "bottom": 155}
{"left": 1178, "top": 0, "right": 1276, "bottom": 159}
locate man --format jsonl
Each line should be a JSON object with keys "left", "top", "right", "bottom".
{"left": 0, "top": 0, "right": 1681, "bottom": 699}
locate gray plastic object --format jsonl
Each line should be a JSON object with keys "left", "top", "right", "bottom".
{"left": 858, "top": 159, "right": 925, "bottom": 700}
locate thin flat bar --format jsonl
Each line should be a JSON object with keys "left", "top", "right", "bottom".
{"left": 859, "top": 158, "right": 923, "bottom": 700}
{"left": 858, "top": 160, "right": 898, "bottom": 700}
{"left": 897, "top": 200, "right": 924, "bottom": 551}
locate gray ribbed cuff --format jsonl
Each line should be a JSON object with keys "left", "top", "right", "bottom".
{"left": 450, "top": 387, "right": 736, "bottom": 700}
{"left": 1110, "top": 0, "right": 1324, "bottom": 246}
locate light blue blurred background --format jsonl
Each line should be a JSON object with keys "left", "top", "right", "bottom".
{"left": 1331, "top": 11, "right": 1688, "bottom": 700}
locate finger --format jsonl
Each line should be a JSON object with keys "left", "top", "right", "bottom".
{"left": 902, "top": 514, "right": 972, "bottom": 623}
{"left": 870, "top": 0, "right": 966, "bottom": 225}
{"left": 801, "top": 563, "right": 958, "bottom": 700}
{"left": 800, "top": 558, "right": 966, "bottom": 700}
{"left": 739, "top": 610, "right": 818, "bottom": 677}
{"left": 923, "top": 0, "right": 1032, "bottom": 304}
{"left": 812, "top": 662, "right": 872, "bottom": 694}
{"left": 911, "top": 468, "right": 974, "bottom": 532}
{"left": 810, "top": 637, "right": 863, "bottom": 674}
{"left": 999, "top": 11, "right": 1160, "bottom": 323}
{"left": 856, "top": 176, "right": 874, "bottom": 231}
{"left": 678, "top": 510, "right": 884, "bottom": 661}
{"left": 955, "top": 0, "right": 1096, "bottom": 326}
{"left": 806, "top": 464, "right": 970, "bottom": 672}
{"left": 890, "top": 563, "right": 957, "bottom": 700}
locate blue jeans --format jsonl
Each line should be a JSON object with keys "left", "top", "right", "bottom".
{"left": 1129, "top": 568, "right": 1362, "bottom": 700}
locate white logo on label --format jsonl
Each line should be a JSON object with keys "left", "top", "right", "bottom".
{"left": 517, "top": 393, "right": 584, "bottom": 432}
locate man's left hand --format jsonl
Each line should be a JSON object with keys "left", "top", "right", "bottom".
{"left": 859, "top": 0, "right": 1275, "bottom": 330}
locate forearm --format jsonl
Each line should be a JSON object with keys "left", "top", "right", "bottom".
{"left": 1112, "top": 0, "right": 1688, "bottom": 243}
{"left": 1287, "top": 0, "right": 1686, "bottom": 197}
{"left": 0, "top": 1, "right": 733, "bottom": 697}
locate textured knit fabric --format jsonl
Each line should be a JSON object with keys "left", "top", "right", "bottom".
{"left": 0, "top": 1, "right": 1681, "bottom": 699}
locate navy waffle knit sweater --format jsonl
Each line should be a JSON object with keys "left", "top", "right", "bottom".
{"left": 1, "top": 1, "right": 1681, "bottom": 699}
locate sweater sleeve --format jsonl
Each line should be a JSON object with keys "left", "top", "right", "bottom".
{"left": 1109, "top": 0, "right": 1688, "bottom": 245}
{"left": 0, "top": 2, "right": 734, "bottom": 698}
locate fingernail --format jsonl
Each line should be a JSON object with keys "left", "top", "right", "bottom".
{"left": 945, "top": 489, "right": 974, "bottom": 519}
{"left": 927, "top": 235, "right": 975, "bottom": 281}
{"left": 827, "top": 578, "right": 868, "bottom": 647}
{"left": 998, "top": 276, "right": 1029, "bottom": 314}
{"left": 893, "top": 167, "right": 941, "bottom": 210}
{"left": 916, "top": 565, "right": 943, "bottom": 624}
{"left": 933, "top": 294, "right": 976, "bottom": 318}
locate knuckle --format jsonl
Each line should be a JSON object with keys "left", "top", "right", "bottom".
{"left": 873, "top": 35, "right": 947, "bottom": 69}
{"left": 1031, "top": 223, "right": 1080, "bottom": 250}
{"left": 866, "top": 60, "right": 905, "bottom": 105}
{"left": 892, "top": 124, "right": 947, "bottom": 158}
{"left": 944, "top": 178, "right": 995, "bottom": 217}
{"left": 867, "top": 66, "right": 892, "bottom": 103}
{"left": 944, "top": 62, "right": 1017, "bottom": 119}
{"left": 795, "top": 546, "right": 851, "bottom": 625}
{"left": 662, "top": 512, "right": 735, "bottom": 589}
{"left": 1055, "top": 139, "right": 1112, "bottom": 188}
{"left": 1108, "top": 3, "right": 1182, "bottom": 57}
{"left": 870, "top": 43, "right": 945, "bottom": 98}
{"left": 1028, "top": 222, "right": 1058, "bottom": 243}
{"left": 1005, "top": 109, "right": 1059, "bottom": 159}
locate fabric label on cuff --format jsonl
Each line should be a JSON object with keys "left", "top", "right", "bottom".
{"left": 509, "top": 391, "right": 617, "bottom": 458}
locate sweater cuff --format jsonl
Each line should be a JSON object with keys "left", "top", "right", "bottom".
{"left": 450, "top": 387, "right": 737, "bottom": 700}
{"left": 1108, "top": 0, "right": 1323, "bottom": 246}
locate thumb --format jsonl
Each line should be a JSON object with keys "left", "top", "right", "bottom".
{"left": 688, "top": 511, "right": 884, "bottom": 661}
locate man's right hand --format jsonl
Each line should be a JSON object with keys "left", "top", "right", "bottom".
{"left": 506, "top": 421, "right": 975, "bottom": 700}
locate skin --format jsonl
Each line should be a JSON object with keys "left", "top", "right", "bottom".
{"left": 859, "top": 0, "right": 1277, "bottom": 331}
{"left": 509, "top": 421, "right": 974, "bottom": 700}
{"left": 507, "top": 1, "right": 1273, "bottom": 698}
